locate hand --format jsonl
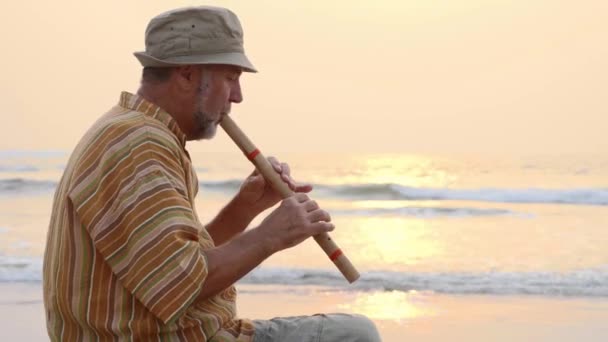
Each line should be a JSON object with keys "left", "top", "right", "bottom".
{"left": 236, "top": 156, "right": 313, "bottom": 216}
{"left": 257, "top": 193, "right": 334, "bottom": 252}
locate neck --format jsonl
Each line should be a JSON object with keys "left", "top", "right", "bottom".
{"left": 137, "top": 83, "right": 195, "bottom": 139}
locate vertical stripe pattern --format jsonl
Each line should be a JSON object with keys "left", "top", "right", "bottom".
{"left": 43, "top": 92, "right": 254, "bottom": 341}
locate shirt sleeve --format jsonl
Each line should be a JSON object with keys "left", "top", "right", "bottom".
{"left": 68, "top": 126, "right": 207, "bottom": 324}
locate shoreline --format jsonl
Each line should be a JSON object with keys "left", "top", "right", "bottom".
{"left": 2, "top": 283, "right": 608, "bottom": 341}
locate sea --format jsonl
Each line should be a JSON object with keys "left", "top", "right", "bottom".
{"left": 1, "top": 149, "right": 607, "bottom": 300}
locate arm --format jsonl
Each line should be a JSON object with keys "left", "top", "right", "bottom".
{"left": 196, "top": 193, "right": 334, "bottom": 302}
{"left": 196, "top": 226, "right": 271, "bottom": 301}
{"left": 205, "top": 195, "right": 257, "bottom": 246}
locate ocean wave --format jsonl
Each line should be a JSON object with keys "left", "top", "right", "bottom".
{"left": 0, "top": 165, "right": 39, "bottom": 173}
{"left": 240, "top": 267, "right": 608, "bottom": 297}
{"left": 2, "top": 177, "right": 606, "bottom": 206}
{"left": 2, "top": 257, "right": 607, "bottom": 297}
{"left": 0, "top": 178, "right": 57, "bottom": 195}
{"left": 331, "top": 207, "right": 526, "bottom": 218}
{"left": 200, "top": 180, "right": 608, "bottom": 205}
{"left": 200, "top": 181, "right": 608, "bottom": 206}
{"left": 200, "top": 180, "right": 608, "bottom": 206}
{"left": 0, "top": 256, "right": 42, "bottom": 283}
{"left": 316, "top": 184, "right": 608, "bottom": 206}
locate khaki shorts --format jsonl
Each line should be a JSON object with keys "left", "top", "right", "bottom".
{"left": 253, "top": 313, "right": 382, "bottom": 342}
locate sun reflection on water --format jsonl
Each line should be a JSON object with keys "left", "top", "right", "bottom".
{"left": 347, "top": 217, "right": 441, "bottom": 271}
{"left": 361, "top": 155, "right": 451, "bottom": 187}
{"left": 340, "top": 291, "right": 434, "bottom": 322}
{"left": 316, "top": 154, "right": 455, "bottom": 188}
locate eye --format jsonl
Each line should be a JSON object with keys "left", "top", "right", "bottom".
{"left": 226, "top": 71, "right": 242, "bottom": 82}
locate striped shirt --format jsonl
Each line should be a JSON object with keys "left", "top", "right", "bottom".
{"left": 43, "top": 92, "right": 254, "bottom": 341}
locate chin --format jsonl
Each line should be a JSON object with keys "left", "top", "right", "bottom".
{"left": 196, "top": 126, "right": 218, "bottom": 140}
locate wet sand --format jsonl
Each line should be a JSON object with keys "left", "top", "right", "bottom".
{"left": 2, "top": 283, "right": 608, "bottom": 341}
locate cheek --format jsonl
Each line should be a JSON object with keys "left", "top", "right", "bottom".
{"left": 209, "top": 87, "right": 231, "bottom": 106}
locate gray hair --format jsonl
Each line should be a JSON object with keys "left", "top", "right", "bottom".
{"left": 141, "top": 67, "right": 174, "bottom": 83}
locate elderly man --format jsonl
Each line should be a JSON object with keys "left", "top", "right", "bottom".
{"left": 43, "top": 6, "right": 381, "bottom": 342}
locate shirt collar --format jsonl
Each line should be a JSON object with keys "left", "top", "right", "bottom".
{"left": 118, "top": 91, "right": 187, "bottom": 148}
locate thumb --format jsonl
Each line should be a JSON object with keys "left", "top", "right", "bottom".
{"left": 243, "top": 172, "right": 266, "bottom": 191}
{"left": 248, "top": 168, "right": 260, "bottom": 178}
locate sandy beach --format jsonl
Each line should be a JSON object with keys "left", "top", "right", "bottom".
{"left": 3, "top": 283, "right": 607, "bottom": 341}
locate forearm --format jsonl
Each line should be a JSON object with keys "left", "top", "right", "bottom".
{"left": 196, "top": 193, "right": 334, "bottom": 303}
{"left": 196, "top": 226, "right": 276, "bottom": 301}
{"left": 205, "top": 196, "right": 257, "bottom": 245}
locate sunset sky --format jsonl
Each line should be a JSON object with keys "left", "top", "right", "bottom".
{"left": 1, "top": 0, "right": 606, "bottom": 156}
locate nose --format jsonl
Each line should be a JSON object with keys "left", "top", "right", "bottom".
{"left": 230, "top": 80, "right": 243, "bottom": 104}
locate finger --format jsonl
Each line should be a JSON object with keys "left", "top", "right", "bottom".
{"left": 278, "top": 168, "right": 298, "bottom": 192}
{"left": 308, "top": 208, "right": 331, "bottom": 223}
{"left": 294, "top": 193, "right": 310, "bottom": 203}
{"left": 242, "top": 173, "right": 265, "bottom": 190}
{"left": 310, "top": 221, "right": 335, "bottom": 234}
{"left": 268, "top": 156, "right": 282, "bottom": 172}
{"left": 294, "top": 183, "right": 313, "bottom": 193}
{"left": 282, "top": 175, "right": 297, "bottom": 191}
{"left": 248, "top": 167, "right": 260, "bottom": 178}
{"left": 279, "top": 162, "right": 291, "bottom": 183}
{"left": 303, "top": 200, "right": 319, "bottom": 212}
{"left": 281, "top": 163, "right": 290, "bottom": 176}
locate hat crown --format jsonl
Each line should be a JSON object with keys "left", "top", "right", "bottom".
{"left": 144, "top": 6, "right": 245, "bottom": 59}
{"left": 133, "top": 6, "right": 257, "bottom": 72}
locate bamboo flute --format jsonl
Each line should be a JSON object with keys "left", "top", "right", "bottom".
{"left": 220, "top": 115, "right": 360, "bottom": 283}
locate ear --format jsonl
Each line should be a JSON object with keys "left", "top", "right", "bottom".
{"left": 174, "top": 65, "right": 201, "bottom": 93}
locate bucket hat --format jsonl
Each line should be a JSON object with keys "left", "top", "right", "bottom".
{"left": 134, "top": 6, "right": 257, "bottom": 72}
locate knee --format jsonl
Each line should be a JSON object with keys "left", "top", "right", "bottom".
{"left": 326, "top": 314, "right": 382, "bottom": 342}
{"left": 351, "top": 314, "right": 382, "bottom": 342}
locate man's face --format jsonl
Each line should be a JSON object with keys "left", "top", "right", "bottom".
{"left": 192, "top": 65, "right": 243, "bottom": 140}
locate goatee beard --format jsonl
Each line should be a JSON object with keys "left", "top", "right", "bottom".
{"left": 194, "top": 110, "right": 217, "bottom": 140}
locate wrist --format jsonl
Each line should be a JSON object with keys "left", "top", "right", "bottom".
{"left": 253, "top": 223, "right": 281, "bottom": 255}
{"left": 207, "top": 196, "right": 256, "bottom": 240}
{"left": 231, "top": 193, "right": 264, "bottom": 220}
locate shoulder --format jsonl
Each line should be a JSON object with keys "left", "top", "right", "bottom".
{"left": 67, "top": 108, "right": 186, "bottom": 192}
{"left": 81, "top": 108, "right": 182, "bottom": 162}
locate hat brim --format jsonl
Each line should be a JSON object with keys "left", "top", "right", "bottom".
{"left": 133, "top": 51, "right": 257, "bottom": 73}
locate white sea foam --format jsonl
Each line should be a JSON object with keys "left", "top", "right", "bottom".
{"left": 391, "top": 185, "right": 608, "bottom": 206}
{"left": 0, "top": 165, "right": 39, "bottom": 173}
{"left": 3, "top": 256, "right": 606, "bottom": 297}
{"left": 0, "top": 178, "right": 57, "bottom": 195}
{"left": 0, "top": 256, "right": 42, "bottom": 283}
{"left": 200, "top": 181, "right": 608, "bottom": 206}
{"left": 331, "top": 206, "right": 530, "bottom": 218}
{"left": 239, "top": 267, "right": 608, "bottom": 297}
{"left": 2, "top": 177, "right": 606, "bottom": 206}
{"left": 316, "top": 184, "right": 608, "bottom": 206}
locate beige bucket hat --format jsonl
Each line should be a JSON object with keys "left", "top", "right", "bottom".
{"left": 134, "top": 6, "right": 257, "bottom": 72}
